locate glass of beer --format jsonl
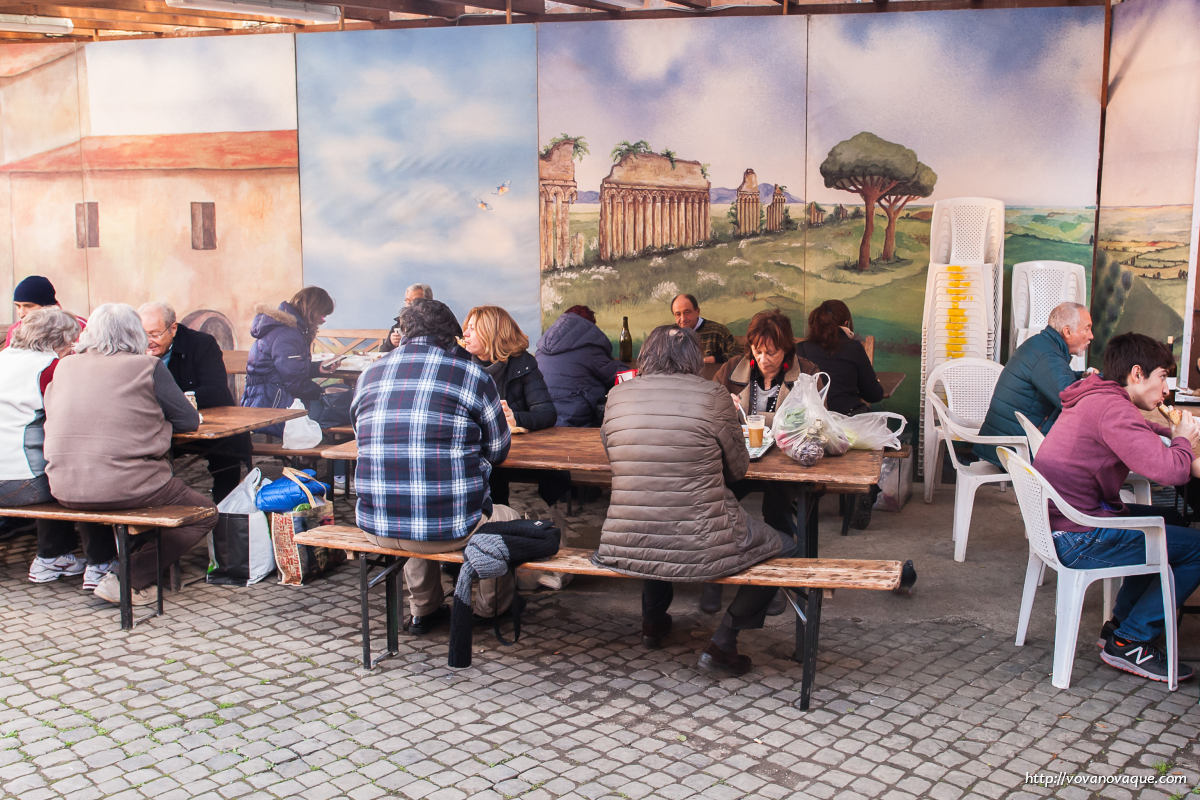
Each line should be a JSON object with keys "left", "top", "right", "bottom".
{"left": 746, "top": 414, "right": 765, "bottom": 448}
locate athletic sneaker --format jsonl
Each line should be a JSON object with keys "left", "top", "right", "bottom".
{"left": 92, "top": 571, "right": 156, "bottom": 607}
{"left": 1101, "top": 636, "right": 1195, "bottom": 683}
{"left": 28, "top": 553, "right": 87, "bottom": 583}
{"left": 82, "top": 560, "right": 116, "bottom": 592}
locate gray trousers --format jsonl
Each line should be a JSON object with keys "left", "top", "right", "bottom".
{"left": 365, "top": 504, "right": 520, "bottom": 616}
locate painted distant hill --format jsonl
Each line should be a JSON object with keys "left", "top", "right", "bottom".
{"left": 575, "top": 183, "right": 801, "bottom": 204}
{"left": 712, "top": 183, "right": 801, "bottom": 205}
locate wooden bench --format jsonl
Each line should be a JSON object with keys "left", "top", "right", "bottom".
{"left": 0, "top": 502, "right": 216, "bottom": 630}
{"left": 295, "top": 524, "right": 914, "bottom": 710}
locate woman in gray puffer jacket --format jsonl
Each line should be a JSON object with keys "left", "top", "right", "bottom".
{"left": 596, "top": 325, "right": 799, "bottom": 677}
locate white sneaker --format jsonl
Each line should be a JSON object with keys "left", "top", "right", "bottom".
{"left": 28, "top": 554, "right": 87, "bottom": 583}
{"left": 92, "top": 571, "right": 156, "bottom": 606}
{"left": 82, "top": 560, "right": 116, "bottom": 591}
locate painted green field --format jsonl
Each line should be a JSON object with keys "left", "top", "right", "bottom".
{"left": 544, "top": 204, "right": 1114, "bottom": 424}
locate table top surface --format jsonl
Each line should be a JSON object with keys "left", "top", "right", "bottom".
{"left": 878, "top": 371, "right": 904, "bottom": 399}
{"left": 174, "top": 406, "right": 307, "bottom": 440}
{"left": 322, "top": 425, "right": 883, "bottom": 489}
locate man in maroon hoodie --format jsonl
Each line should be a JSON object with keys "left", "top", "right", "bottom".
{"left": 1034, "top": 332, "right": 1200, "bottom": 683}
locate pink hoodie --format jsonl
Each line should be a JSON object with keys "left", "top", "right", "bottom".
{"left": 1032, "top": 373, "right": 1193, "bottom": 532}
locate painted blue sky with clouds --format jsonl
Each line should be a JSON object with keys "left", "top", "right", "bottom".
{"left": 539, "top": 17, "right": 808, "bottom": 196}
{"left": 808, "top": 7, "right": 1104, "bottom": 206}
{"left": 296, "top": 26, "right": 540, "bottom": 334}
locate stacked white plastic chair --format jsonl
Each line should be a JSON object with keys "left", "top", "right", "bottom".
{"left": 1011, "top": 260, "right": 1088, "bottom": 371}
{"left": 920, "top": 197, "right": 1006, "bottom": 484}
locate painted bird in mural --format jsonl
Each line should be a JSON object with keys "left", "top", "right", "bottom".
{"left": 492, "top": 180, "right": 510, "bottom": 196}
{"left": 476, "top": 198, "right": 492, "bottom": 211}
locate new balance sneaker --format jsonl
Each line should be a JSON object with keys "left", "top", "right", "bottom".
{"left": 92, "top": 572, "right": 156, "bottom": 607}
{"left": 28, "top": 553, "right": 87, "bottom": 583}
{"left": 1101, "top": 636, "right": 1195, "bottom": 683}
{"left": 82, "top": 560, "right": 116, "bottom": 592}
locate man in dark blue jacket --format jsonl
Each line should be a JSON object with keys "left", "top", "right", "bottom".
{"left": 975, "top": 302, "right": 1093, "bottom": 466}
{"left": 140, "top": 302, "right": 250, "bottom": 502}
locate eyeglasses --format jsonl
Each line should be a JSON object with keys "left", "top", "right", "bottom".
{"left": 145, "top": 325, "right": 175, "bottom": 340}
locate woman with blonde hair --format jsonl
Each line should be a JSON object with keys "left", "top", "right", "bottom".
{"left": 461, "top": 305, "right": 556, "bottom": 433}
{"left": 461, "top": 305, "right": 556, "bottom": 505}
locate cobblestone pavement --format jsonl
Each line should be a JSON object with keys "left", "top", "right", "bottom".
{"left": 1, "top": 475, "right": 1198, "bottom": 799}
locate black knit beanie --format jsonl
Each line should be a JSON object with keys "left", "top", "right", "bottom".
{"left": 13, "top": 275, "right": 56, "bottom": 306}
{"left": 448, "top": 518, "right": 561, "bottom": 668}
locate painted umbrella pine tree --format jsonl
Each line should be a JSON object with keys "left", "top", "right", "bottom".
{"left": 879, "top": 162, "right": 937, "bottom": 262}
{"left": 819, "top": 131, "right": 922, "bottom": 271}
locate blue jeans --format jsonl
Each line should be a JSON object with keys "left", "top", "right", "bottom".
{"left": 1054, "top": 504, "right": 1200, "bottom": 643}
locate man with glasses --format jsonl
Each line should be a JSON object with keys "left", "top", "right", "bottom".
{"left": 139, "top": 302, "right": 249, "bottom": 502}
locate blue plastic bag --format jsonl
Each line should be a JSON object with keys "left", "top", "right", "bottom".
{"left": 255, "top": 468, "right": 329, "bottom": 512}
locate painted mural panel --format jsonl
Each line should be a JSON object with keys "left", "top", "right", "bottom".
{"left": 807, "top": 7, "right": 1104, "bottom": 418}
{"left": 296, "top": 26, "right": 540, "bottom": 337}
{"left": 0, "top": 44, "right": 87, "bottom": 320}
{"left": 1096, "top": 0, "right": 1200, "bottom": 380}
{"left": 537, "top": 17, "right": 808, "bottom": 350}
{"left": 78, "top": 35, "right": 301, "bottom": 348}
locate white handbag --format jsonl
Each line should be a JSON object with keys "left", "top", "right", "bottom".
{"left": 281, "top": 399, "right": 322, "bottom": 450}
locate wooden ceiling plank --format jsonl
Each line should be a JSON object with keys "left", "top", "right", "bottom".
{"left": 665, "top": 0, "right": 709, "bottom": 7}
{"left": 0, "top": 2, "right": 255, "bottom": 27}
{"left": 341, "top": 0, "right": 465, "bottom": 17}
{"left": 462, "top": 0, "right": 543, "bottom": 16}
{"left": 552, "top": 0, "right": 624, "bottom": 12}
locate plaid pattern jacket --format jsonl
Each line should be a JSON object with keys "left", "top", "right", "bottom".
{"left": 695, "top": 318, "right": 743, "bottom": 363}
{"left": 352, "top": 337, "right": 510, "bottom": 542}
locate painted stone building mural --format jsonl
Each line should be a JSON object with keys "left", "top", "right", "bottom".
{"left": 538, "top": 139, "right": 579, "bottom": 271}
{"left": 598, "top": 152, "right": 710, "bottom": 261}
{"left": 735, "top": 169, "right": 761, "bottom": 235}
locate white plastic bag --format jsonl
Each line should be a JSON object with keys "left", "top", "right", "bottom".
{"left": 774, "top": 372, "right": 850, "bottom": 458}
{"left": 282, "top": 399, "right": 322, "bottom": 450}
{"left": 208, "top": 467, "right": 276, "bottom": 585}
{"left": 833, "top": 411, "right": 907, "bottom": 451}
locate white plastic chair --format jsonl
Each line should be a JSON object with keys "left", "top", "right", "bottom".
{"left": 927, "top": 390, "right": 1028, "bottom": 562}
{"left": 1010, "top": 260, "right": 1088, "bottom": 370}
{"left": 1014, "top": 410, "right": 1154, "bottom": 614}
{"left": 999, "top": 447, "right": 1178, "bottom": 691}
{"left": 923, "top": 357, "right": 1005, "bottom": 504}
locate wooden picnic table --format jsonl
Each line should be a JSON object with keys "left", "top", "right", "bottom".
{"left": 321, "top": 426, "right": 883, "bottom": 557}
{"left": 173, "top": 405, "right": 307, "bottom": 440}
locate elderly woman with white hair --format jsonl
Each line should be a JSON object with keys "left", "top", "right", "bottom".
{"left": 596, "top": 324, "right": 800, "bottom": 677}
{"left": 43, "top": 302, "right": 216, "bottom": 606}
{"left": 0, "top": 308, "right": 116, "bottom": 588}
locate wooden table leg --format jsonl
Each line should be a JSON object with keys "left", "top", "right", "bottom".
{"left": 116, "top": 524, "right": 132, "bottom": 631}
{"left": 358, "top": 554, "right": 372, "bottom": 668}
